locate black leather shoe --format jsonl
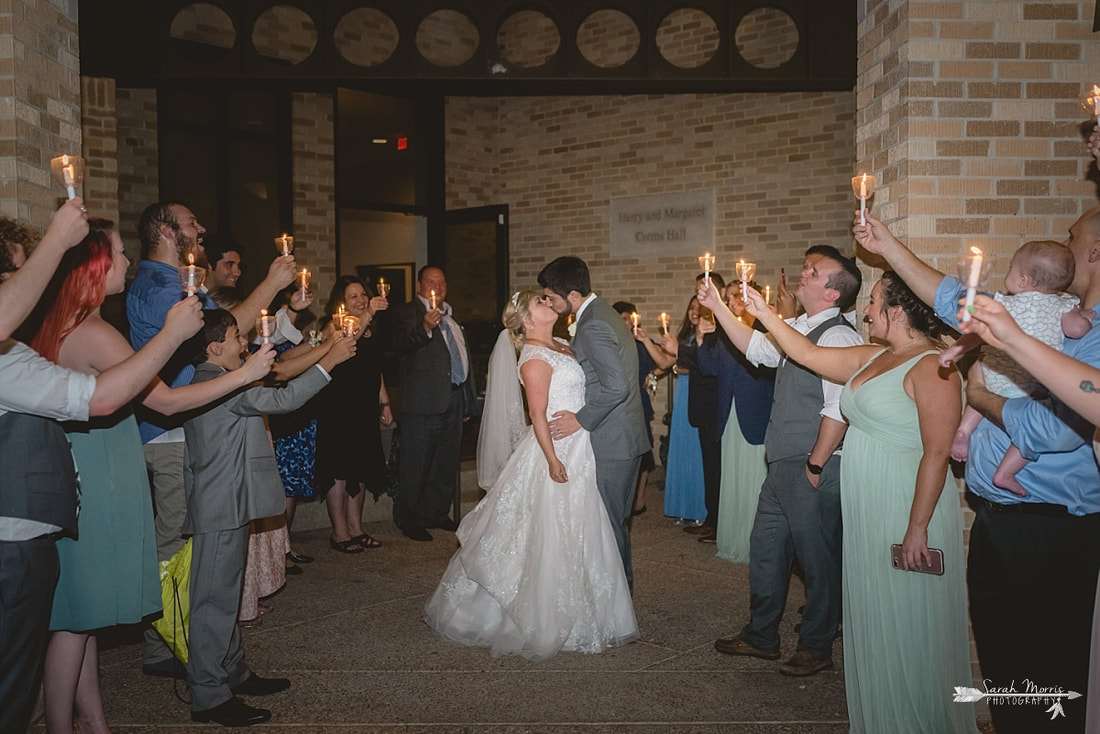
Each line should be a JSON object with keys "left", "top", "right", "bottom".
{"left": 286, "top": 551, "right": 314, "bottom": 564}
{"left": 142, "top": 658, "right": 187, "bottom": 680}
{"left": 284, "top": 564, "right": 303, "bottom": 576}
{"left": 191, "top": 697, "right": 271, "bottom": 726}
{"left": 432, "top": 518, "right": 460, "bottom": 532}
{"left": 231, "top": 674, "right": 291, "bottom": 697}
{"left": 403, "top": 527, "right": 433, "bottom": 542}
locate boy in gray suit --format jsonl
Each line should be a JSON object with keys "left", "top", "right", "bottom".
{"left": 539, "top": 256, "right": 649, "bottom": 588}
{"left": 183, "top": 310, "right": 354, "bottom": 726}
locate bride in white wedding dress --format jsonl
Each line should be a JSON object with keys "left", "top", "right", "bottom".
{"left": 424, "top": 290, "right": 638, "bottom": 660}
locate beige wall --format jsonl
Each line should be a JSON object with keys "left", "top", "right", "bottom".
{"left": 0, "top": 0, "right": 81, "bottom": 227}
{"left": 447, "top": 92, "right": 857, "bottom": 335}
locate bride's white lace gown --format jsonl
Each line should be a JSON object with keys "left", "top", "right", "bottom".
{"left": 424, "top": 343, "right": 639, "bottom": 660}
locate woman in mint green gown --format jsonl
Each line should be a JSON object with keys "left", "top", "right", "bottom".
{"left": 715, "top": 395, "right": 767, "bottom": 563}
{"left": 744, "top": 272, "right": 978, "bottom": 734}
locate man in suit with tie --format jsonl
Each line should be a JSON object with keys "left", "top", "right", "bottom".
{"left": 538, "top": 256, "right": 649, "bottom": 588}
{"left": 392, "top": 266, "right": 477, "bottom": 542}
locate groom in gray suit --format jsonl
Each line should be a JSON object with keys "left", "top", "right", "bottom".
{"left": 539, "top": 256, "right": 649, "bottom": 587}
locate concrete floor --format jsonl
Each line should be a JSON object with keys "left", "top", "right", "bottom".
{"left": 32, "top": 463, "right": 992, "bottom": 733}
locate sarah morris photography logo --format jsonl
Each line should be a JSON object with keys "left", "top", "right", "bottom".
{"left": 954, "top": 680, "right": 1082, "bottom": 721}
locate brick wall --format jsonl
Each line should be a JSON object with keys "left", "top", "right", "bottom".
{"left": 291, "top": 92, "right": 337, "bottom": 305}
{"left": 856, "top": 0, "right": 1099, "bottom": 289}
{"left": 447, "top": 92, "right": 856, "bottom": 333}
{"left": 79, "top": 76, "right": 118, "bottom": 223}
{"left": 0, "top": 0, "right": 81, "bottom": 228}
{"left": 115, "top": 87, "right": 157, "bottom": 267}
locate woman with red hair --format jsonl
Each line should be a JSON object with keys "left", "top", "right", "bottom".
{"left": 29, "top": 219, "right": 275, "bottom": 734}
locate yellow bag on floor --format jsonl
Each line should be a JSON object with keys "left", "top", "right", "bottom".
{"left": 152, "top": 538, "right": 192, "bottom": 665}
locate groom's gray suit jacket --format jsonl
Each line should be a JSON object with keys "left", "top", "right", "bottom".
{"left": 571, "top": 296, "right": 649, "bottom": 462}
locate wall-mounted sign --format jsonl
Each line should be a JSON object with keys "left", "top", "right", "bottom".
{"left": 610, "top": 189, "right": 715, "bottom": 258}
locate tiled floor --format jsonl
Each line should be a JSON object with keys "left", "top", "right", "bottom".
{"left": 33, "top": 464, "right": 992, "bottom": 732}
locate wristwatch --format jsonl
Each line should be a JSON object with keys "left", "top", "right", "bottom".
{"left": 806, "top": 459, "right": 824, "bottom": 476}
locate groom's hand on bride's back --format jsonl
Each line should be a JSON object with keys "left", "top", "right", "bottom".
{"left": 548, "top": 410, "right": 581, "bottom": 441}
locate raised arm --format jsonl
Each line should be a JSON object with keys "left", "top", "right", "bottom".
{"left": 0, "top": 199, "right": 88, "bottom": 340}
{"left": 270, "top": 340, "right": 331, "bottom": 382}
{"left": 634, "top": 326, "right": 676, "bottom": 369}
{"left": 963, "top": 294, "right": 1100, "bottom": 425}
{"left": 63, "top": 317, "right": 275, "bottom": 415}
{"left": 899, "top": 354, "right": 963, "bottom": 570}
{"left": 520, "top": 357, "right": 568, "bottom": 483}
{"left": 696, "top": 279, "right": 756, "bottom": 354}
{"left": 229, "top": 255, "right": 297, "bottom": 329}
{"left": 89, "top": 297, "right": 204, "bottom": 415}
{"left": 742, "top": 287, "right": 874, "bottom": 385}
{"left": 853, "top": 212, "right": 946, "bottom": 306}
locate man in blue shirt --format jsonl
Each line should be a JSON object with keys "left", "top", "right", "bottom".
{"left": 128, "top": 201, "right": 297, "bottom": 676}
{"left": 855, "top": 207, "right": 1100, "bottom": 733}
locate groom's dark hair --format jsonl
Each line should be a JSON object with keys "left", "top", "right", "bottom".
{"left": 538, "top": 256, "right": 591, "bottom": 299}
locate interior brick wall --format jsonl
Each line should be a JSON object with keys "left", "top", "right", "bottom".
{"left": 0, "top": 0, "right": 81, "bottom": 227}
{"left": 114, "top": 86, "right": 157, "bottom": 267}
{"left": 291, "top": 91, "right": 337, "bottom": 306}
{"left": 79, "top": 76, "right": 118, "bottom": 224}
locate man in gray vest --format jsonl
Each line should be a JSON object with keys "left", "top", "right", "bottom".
{"left": 0, "top": 199, "right": 204, "bottom": 733}
{"left": 697, "top": 246, "right": 862, "bottom": 676}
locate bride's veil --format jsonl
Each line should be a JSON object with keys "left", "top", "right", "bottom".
{"left": 476, "top": 328, "right": 528, "bottom": 490}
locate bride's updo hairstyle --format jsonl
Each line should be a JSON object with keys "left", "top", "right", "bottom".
{"left": 502, "top": 289, "right": 541, "bottom": 350}
{"left": 879, "top": 270, "right": 948, "bottom": 347}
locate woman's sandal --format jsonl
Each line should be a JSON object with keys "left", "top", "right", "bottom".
{"left": 351, "top": 533, "right": 382, "bottom": 549}
{"left": 329, "top": 537, "right": 364, "bottom": 554}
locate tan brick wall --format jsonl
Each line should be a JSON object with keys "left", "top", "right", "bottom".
{"left": 115, "top": 87, "right": 158, "bottom": 266}
{"left": 79, "top": 76, "right": 118, "bottom": 224}
{"left": 447, "top": 92, "right": 856, "bottom": 334}
{"left": 0, "top": 0, "right": 81, "bottom": 228}
{"left": 291, "top": 92, "right": 337, "bottom": 305}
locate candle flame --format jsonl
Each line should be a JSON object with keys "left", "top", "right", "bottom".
{"left": 62, "top": 154, "right": 70, "bottom": 165}
{"left": 970, "top": 246, "right": 982, "bottom": 256}
{"left": 187, "top": 253, "right": 194, "bottom": 265}
{"left": 261, "top": 309, "right": 267, "bottom": 317}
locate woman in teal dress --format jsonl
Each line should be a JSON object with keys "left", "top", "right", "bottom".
{"left": 661, "top": 298, "right": 707, "bottom": 523}
{"left": 30, "top": 219, "right": 273, "bottom": 734}
{"left": 744, "top": 272, "right": 978, "bottom": 734}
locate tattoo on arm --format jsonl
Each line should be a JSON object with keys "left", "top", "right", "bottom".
{"left": 1081, "top": 381, "right": 1099, "bottom": 394}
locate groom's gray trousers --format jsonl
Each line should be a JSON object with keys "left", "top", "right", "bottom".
{"left": 595, "top": 455, "right": 642, "bottom": 584}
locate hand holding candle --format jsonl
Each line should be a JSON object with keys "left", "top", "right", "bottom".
{"left": 851, "top": 173, "right": 877, "bottom": 226}
{"left": 341, "top": 314, "right": 360, "bottom": 338}
{"left": 376, "top": 277, "right": 391, "bottom": 298}
{"left": 631, "top": 312, "right": 640, "bottom": 335}
{"left": 178, "top": 253, "right": 205, "bottom": 296}
{"left": 698, "top": 252, "right": 716, "bottom": 287}
{"left": 50, "top": 155, "right": 85, "bottom": 200}
{"left": 429, "top": 289, "right": 438, "bottom": 310}
{"left": 275, "top": 233, "right": 294, "bottom": 257}
{"left": 659, "top": 312, "right": 669, "bottom": 335}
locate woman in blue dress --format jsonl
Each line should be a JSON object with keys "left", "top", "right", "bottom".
{"left": 660, "top": 297, "right": 707, "bottom": 523}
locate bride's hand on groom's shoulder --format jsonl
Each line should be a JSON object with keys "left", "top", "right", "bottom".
{"left": 548, "top": 457, "right": 569, "bottom": 483}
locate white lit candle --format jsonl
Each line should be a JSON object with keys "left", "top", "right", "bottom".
{"left": 962, "top": 246, "right": 983, "bottom": 323}
{"left": 764, "top": 285, "right": 771, "bottom": 305}
{"left": 256, "top": 309, "right": 276, "bottom": 344}
{"left": 659, "top": 312, "right": 669, "bottom": 335}
{"left": 430, "top": 289, "right": 438, "bottom": 310}
{"left": 178, "top": 252, "right": 204, "bottom": 296}
{"left": 275, "top": 233, "right": 293, "bottom": 256}
{"left": 631, "top": 312, "right": 640, "bottom": 335}
{"left": 299, "top": 268, "right": 310, "bottom": 300}
{"left": 698, "top": 252, "right": 715, "bottom": 287}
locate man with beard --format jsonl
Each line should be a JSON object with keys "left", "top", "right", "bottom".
{"left": 128, "top": 202, "right": 296, "bottom": 677}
